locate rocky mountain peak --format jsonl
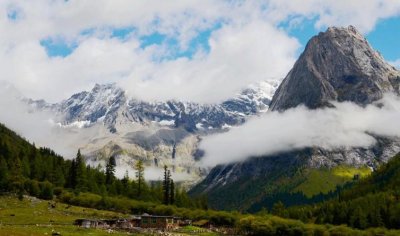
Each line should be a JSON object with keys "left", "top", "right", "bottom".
{"left": 269, "top": 25, "right": 400, "bottom": 111}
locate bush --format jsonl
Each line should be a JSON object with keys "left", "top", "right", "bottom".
{"left": 25, "top": 180, "right": 40, "bottom": 197}
{"left": 53, "top": 187, "right": 63, "bottom": 196}
{"left": 39, "top": 181, "right": 54, "bottom": 200}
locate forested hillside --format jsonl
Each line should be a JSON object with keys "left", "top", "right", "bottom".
{"left": 3, "top": 123, "right": 400, "bottom": 235}
{"left": 0, "top": 123, "right": 205, "bottom": 209}
{"left": 283, "top": 153, "right": 400, "bottom": 229}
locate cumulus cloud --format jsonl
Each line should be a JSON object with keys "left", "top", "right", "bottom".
{"left": 199, "top": 94, "right": 400, "bottom": 166}
{"left": 1, "top": 1, "right": 400, "bottom": 170}
{"left": 121, "top": 21, "right": 299, "bottom": 103}
{"left": 390, "top": 59, "right": 400, "bottom": 69}
{"left": 0, "top": 1, "right": 399, "bottom": 103}
{"left": 267, "top": 0, "right": 400, "bottom": 33}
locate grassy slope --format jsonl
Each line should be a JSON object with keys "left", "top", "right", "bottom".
{"left": 2, "top": 195, "right": 398, "bottom": 236}
{"left": 0, "top": 195, "right": 129, "bottom": 236}
{"left": 294, "top": 165, "right": 371, "bottom": 197}
{"left": 0, "top": 195, "right": 220, "bottom": 236}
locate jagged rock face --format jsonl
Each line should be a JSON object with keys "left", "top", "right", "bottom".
{"left": 27, "top": 80, "right": 278, "bottom": 184}
{"left": 48, "top": 80, "right": 278, "bottom": 134}
{"left": 268, "top": 26, "right": 400, "bottom": 169}
{"left": 191, "top": 26, "right": 400, "bottom": 210}
{"left": 270, "top": 26, "right": 400, "bottom": 111}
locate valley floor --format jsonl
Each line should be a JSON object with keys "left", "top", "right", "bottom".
{"left": 0, "top": 195, "right": 217, "bottom": 236}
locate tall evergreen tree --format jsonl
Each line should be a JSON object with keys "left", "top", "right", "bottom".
{"left": 163, "top": 165, "right": 170, "bottom": 205}
{"left": 170, "top": 179, "right": 175, "bottom": 205}
{"left": 75, "top": 149, "right": 87, "bottom": 192}
{"left": 0, "top": 156, "right": 9, "bottom": 190}
{"left": 105, "top": 156, "right": 116, "bottom": 185}
{"left": 135, "top": 160, "right": 145, "bottom": 197}
{"left": 122, "top": 170, "right": 130, "bottom": 193}
{"left": 68, "top": 159, "right": 77, "bottom": 188}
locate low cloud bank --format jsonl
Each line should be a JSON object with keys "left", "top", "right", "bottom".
{"left": 199, "top": 94, "right": 400, "bottom": 167}
{"left": 0, "top": 83, "right": 98, "bottom": 158}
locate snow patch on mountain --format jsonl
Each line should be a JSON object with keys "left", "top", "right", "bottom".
{"left": 23, "top": 79, "right": 280, "bottom": 185}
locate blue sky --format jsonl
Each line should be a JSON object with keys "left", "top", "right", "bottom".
{"left": 284, "top": 16, "right": 400, "bottom": 62}
{"left": 3, "top": 1, "right": 400, "bottom": 104}
{"left": 40, "top": 16, "right": 400, "bottom": 62}
{"left": 38, "top": 11, "right": 400, "bottom": 61}
{"left": 40, "top": 23, "right": 222, "bottom": 60}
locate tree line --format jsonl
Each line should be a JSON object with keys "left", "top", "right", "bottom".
{"left": 272, "top": 153, "right": 400, "bottom": 230}
{"left": 0, "top": 123, "right": 207, "bottom": 209}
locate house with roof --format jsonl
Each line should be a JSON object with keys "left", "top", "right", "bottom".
{"left": 139, "top": 213, "right": 180, "bottom": 230}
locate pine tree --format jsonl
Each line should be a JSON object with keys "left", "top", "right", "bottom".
{"left": 10, "top": 155, "right": 23, "bottom": 192}
{"left": 272, "top": 201, "right": 286, "bottom": 217}
{"left": 135, "top": 160, "right": 145, "bottom": 197}
{"left": 163, "top": 165, "right": 170, "bottom": 205}
{"left": 122, "top": 170, "right": 130, "bottom": 193}
{"left": 350, "top": 207, "right": 368, "bottom": 229}
{"left": 169, "top": 179, "right": 175, "bottom": 205}
{"left": 75, "top": 149, "right": 87, "bottom": 192}
{"left": 68, "top": 159, "right": 77, "bottom": 188}
{"left": 0, "top": 155, "right": 9, "bottom": 190}
{"left": 105, "top": 156, "right": 116, "bottom": 185}
{"left": 28, "top": 147, "right": 39, "bottom": 180}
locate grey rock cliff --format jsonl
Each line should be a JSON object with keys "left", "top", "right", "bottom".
{"left": 270, "top": 26, "right": 400, "bottom": 111}
{"left": 191, "top": 26, "right": 400, "bottom": 210}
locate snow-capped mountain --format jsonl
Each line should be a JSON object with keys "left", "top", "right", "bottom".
{"left": 27, "top": 79, "right": 279, "bottom": 184}
{"left": 31, "top": 80, "right": 278, "bottom": 133}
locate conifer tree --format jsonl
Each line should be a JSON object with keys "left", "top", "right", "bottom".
{"left": 68, "top": 159, "right": 77, "bottom": 188}
{"left": 75, "top": 149, "right": 87, "bottom": 192}
{"left": 170, "top": 179, "right": 175, "bottom": 205}
{"left": 135, "top": 160, "right": 145, "bottom": 197}
{"left": 272, "top": 201, "right": 286, "bottom": 217}
{"left": 0, "top": 156, "right": 9, "bottom": 190}
{"left": 163, "top": 165, "right": 170, "bottom": 205}
{"left": 105, "top": 156, "right": 116, "bottom": 185}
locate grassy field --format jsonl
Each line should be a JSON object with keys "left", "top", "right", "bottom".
{"left": 294, "top": 165, "right": 371, "bottom": 197}
{"left": 0, "top": 195, "right": 134, "bottom": 236}
{"left": 0, "top": 195, "right": 219, "bottom": 236}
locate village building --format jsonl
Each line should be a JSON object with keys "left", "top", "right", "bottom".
{"left": 74, "top": 219, "right": 109, "bottom": 229}
{"left": 74, "top": 214, "right": 185, "bottom": 231}
{"left": 139, "top": 213, "right": 180, "bottom": 230}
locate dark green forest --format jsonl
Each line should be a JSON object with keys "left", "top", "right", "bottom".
{"left": 280, "top": 153, "right": 400, "bottom": 230}
{"left": 4, "top": 122, "right": 400, "bottom": 235}
{"left": 0, "top": 123, "right": 206, "bottom": 209}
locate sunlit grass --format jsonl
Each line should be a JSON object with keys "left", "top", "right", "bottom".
{"left": 0, "top": 195, "right": 131, "bottom": 236}
{"left": 294, "top": 165, "right": 372, "bottom": 197}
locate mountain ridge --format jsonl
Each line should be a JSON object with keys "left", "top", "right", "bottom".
{"left": 22, "top": 79, "right": 279, "bottom": 184}
{"left": 191, "top": 26, "right": 400, "bottom": 210}
{"left": 270, "top": 26, "right": 400, "bottom": 111}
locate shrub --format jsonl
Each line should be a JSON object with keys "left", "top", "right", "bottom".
{"left": 39, "top": 181, "right": 53, "bottom": 200}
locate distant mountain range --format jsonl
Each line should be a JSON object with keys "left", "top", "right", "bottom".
{"left": 22, "top": 79, "right": 279, "bottom": 184}
{"left": 190, "top": 26, "right": 400, "bottom": 210}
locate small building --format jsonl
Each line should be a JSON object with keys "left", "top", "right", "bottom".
{"left": 74, "top": 219, "right": 109, "bottom": 229}
{"left": 140, "top": 214, "right": 179, "bottom": 230}
{"left": 74, "top": 214, "right": 182, "bottom": 231}
{"left": 179, "top": 219, "right": 192, "bottom": 227}
{"left": 193, "top": 219, "right": 212, "bottom": 229}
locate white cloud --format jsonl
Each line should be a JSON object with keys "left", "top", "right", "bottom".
{"left": 390, "top": 59, "right": 400, "bottom": 69}
{"left": 199, "top": 94, "right": 400, "bottom": 166}
{"left": 267, "top": 0, "right": 400, "bottom": 33}
{"left": 0, "top": 1, "right": 399, "bottom": 103}
{"left": 121, "top": 21, "right": 299, "bottom": 103}
{"left": 0, "top": 83, "right": 80, "bottom": 158}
